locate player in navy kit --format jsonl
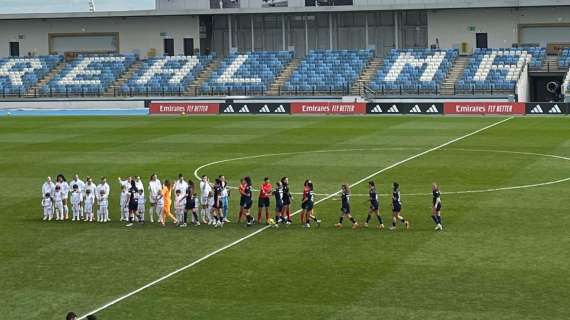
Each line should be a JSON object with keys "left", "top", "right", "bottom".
{"left": 432, "top": 183, "right": 443, "bottom": 231}
{"left": 302, "top": 181, "right": 320, "bottom": 228}
{"left": 281, "top": 177, "right": 292, "bottom": 224}
{"left": 390, "top": 182, "right": 410, "bottom": 230}
{"left": 335, "top": 184, "right": 359, "bottom": 229}
{"left": 273, "top": 181, "right": 284, "bottom": 223}
{"left": 364, "top": 181, "right": 384, "bottom": 229}
{"left": 242, "top": 176, "right": 254, "bottom": 226}
{"left": 211, "top": 179, "right": 224, "bottom": 228}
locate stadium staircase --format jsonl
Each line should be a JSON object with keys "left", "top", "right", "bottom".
{"left": 267, "top": 58, "right": 300, "bottom": 96}
{"left": 187, "top": 57, "right": 222, "bottom": 95}
{"left": 440, "top": 55, "right": 470, "bottom": 96}
{"left": 538, "top": 55, "right": 563, "bottom": 72}
{"left": 350, "top": 57, "right": 383, "bottom": 95}
{"left": 105, "top": 60, "right": 144, "bottom": 96}
{"left": 26, "top": 61, "right": 67, "bottom": 96}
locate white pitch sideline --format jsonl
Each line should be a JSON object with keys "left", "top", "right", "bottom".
{"left": 77, "top": 117, "right": 513, "bottom": 319}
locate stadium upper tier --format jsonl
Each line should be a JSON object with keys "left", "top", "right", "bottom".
{"left": 202, "top": 51, "right": 293, "bottom": 95}
{"left": 284, "top": 49, "right": 373, "bottom": 93}
{"left": 369, "top": 49, "right": 457, "bottom": 94}
{"left": 0, "top": 47, "right": 568, "bottom": 98}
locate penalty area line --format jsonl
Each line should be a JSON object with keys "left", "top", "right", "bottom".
{"left": 77, "top": 116, "right": 512, "bottom": 319}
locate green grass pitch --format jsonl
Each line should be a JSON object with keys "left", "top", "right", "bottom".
{"left": 0, "top": 115, "right": 569, "bottom": 320}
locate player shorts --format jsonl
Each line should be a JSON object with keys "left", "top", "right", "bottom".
{"left": 128, "top": 201, "right": 138, "bottom": 211}
{"left": 341, "top": 205, "right": 350, "bottom": 215}
{"left": 392, "top": 203, "right": 402, "bottom": 212}
{"left": 258, "top": 197, "right": 270, "bottom": 208}
{"left": 201, "top": 196, "right": 209, "bottom": 206}
{"left": 370, "top": 200, "right": 379, "bottom": 211}
{"left": 305, "top": 201, "right": 314, "bottom": 210}
{"left": 283, "top": 197, "right": 291, "bottom": 206}
{"left": 275, "top": 202, "right": 283, "bottom": 212}
{"left": 435, "top": 203, "right": 442, "bottom": 211}
{"left": 243, "top": 199, "right": 253, "bottom": 210}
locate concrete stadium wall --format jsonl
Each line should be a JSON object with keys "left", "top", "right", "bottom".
{"left": 428, "top": 6, "right": 570, "bottom": 51}
{"left": 0, "top": 16, "right": 200, "bottom": 58}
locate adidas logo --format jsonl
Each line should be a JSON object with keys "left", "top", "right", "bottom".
{"left": 410, "top": 105, "right": 421, "bottom": 113}
{"left": 259, "top": 105, "right": 270, "bottom": 113}
{"left": 549, "top": 104, "right": 561, "bottom": 114}
{"left": 238, "top": 105, "right": 250, "bottom": 113}
{"left": 274, "top": 105, "right": 286, "bottom": 113}
{"left": 530, "top": 105, "right": 543, "bottom": 113}
{"left": 426, "top": 104, "right": 439, "bottom": 113}
{"left": 370, "top": 105, "right": 383, "bottom": 113}
{"left": 223, "top": 105, "right": 235, "bottom": 113}
{"left": 387, "top": 105, "right": 399, "bottom": 113}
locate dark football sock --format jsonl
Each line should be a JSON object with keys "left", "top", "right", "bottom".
{"left": 377, "top": 215, "right": 383, "bottom": 224}
{"left": 339, "top": 216, "right": 344, "bottom": 224}
{"left": 366, "top": 215, "right": 371, "bottom": 223}
{"left": 432, "top": 215, "right": 438, "bottom": 225}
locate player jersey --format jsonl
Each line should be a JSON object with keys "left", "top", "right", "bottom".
{"left": 341, "top": 192, "right": 350, "bottom": 209}
{"left": 243, "top": 185, "right": 252, "bottom": 201}
{"left": 213, "top": 185, "right": 222, "bottom": 205}
{"left": 274, "top": 187, "right": 283, "bottom": 205}
{"left": 259, "top": 183, "right": 272, "bottom": 199}
{"left": 433, "top": 190, "right": 441, "bottom": 205}
{"left": 120, "top": 191, "right": 128, "bottom": 206}
{"left": 137, "top": 194, "right": 145, "bottom": 208}
{"left": 128, "top": 186, "right": 138, "bottom": 205}
{"left": 175, "top": 194, "right": 186, "bottom": 210}
{"left": 392, "top": 189, "right": 401, "bottom": 205}
{"left": 369, "top": 188, "right": 378, "bottom": 205}
{"left": 58, "top": 182, "right": 69, "bottom": 198}
{"left": 282, "top": 184, "right": 291, "bottom": 202}
{"left": 53, "top": 191, "right": 63, "bottom": 203}
{"left": 84, "top": 182, "right": 96, "bottom": 196}
{"left": 306, "top": 189, "right": 314, "bottom": 204}
{"left": 71, "top": 191, "right": 82, "bottom": 205}
{"left": 84, "top": 194, "right": 95, "bottom": 207}
{"left": 42, "top": 197, "right": 52, "bottom": 208}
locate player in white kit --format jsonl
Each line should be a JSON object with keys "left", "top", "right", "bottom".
{"left": 200, "top": 175, "right": 212, "bottom": 224}
{"left": 53, "top": 185, "right": 64, "bottom": 221}
{"left": 70, "top": 174, "right": 85, "bottom": 218}
{"left": 56, "top": 174, "right": 70, "bottom": 220}
{"left": 175, "top": 189, "right": 186, "bottom": 227}
{"left": 137, "top": 189, "right": 146, "bottom": 222}
{"left": 98, "top": 189, "right": 109, "bottom": 223}
{"left": 70, "top": 184, "right": 82, "bottom": 221}
{"left": 148, "top": 174, "right": 162, "bottom": 223}
{"left": 84, "top": 189, "right": 95, "bottom": 222}
{"left": 119, "top": 185, "right": 129, "bottom": 222}
{"left": 42, "top": 193, "right": 53, "bottom": 221}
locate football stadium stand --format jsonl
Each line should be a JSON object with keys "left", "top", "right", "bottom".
{"left": 368, "top": 49, "right": 457, "bottom": 95}
{"left": 0, "top": 47, "right": 565, "bottom": 99}
{"left": 201, "top": 51, "right": 293, "bottom": 95}
{"left": 456, "top": 48, "right": 545, "bottom": 94}
{"left": 121, "top": 54, "right": 215, "bottom": 96}
{"left": 283, "top": 49, "right": 373, "bottom": 94}
{"left": 43, "top": 55, "right": 136, "bottom": 95}
{"left": 0, "top": 56, "right": 62, "bottom": 95}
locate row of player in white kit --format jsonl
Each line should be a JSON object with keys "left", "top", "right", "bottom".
{"left": 40, "top": 174, "right": 223, "bottom": 224}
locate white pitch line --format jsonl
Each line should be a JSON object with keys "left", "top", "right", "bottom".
{"left": 78, "top": 117, "right": 512, "bottom": 319}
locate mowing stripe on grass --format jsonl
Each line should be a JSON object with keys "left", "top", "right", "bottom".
{"left": 77, "top": 116, "right": 513, "bottom": 319}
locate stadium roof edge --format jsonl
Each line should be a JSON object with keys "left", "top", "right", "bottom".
{"left": 0, "top": 2, "right": 569, "bottom": 20}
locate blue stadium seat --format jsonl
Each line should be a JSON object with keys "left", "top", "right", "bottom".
{"left": 47, "top": 55, "right": 136, "bottom": 95}
{"left": 284, "top": 49, "right": 373, "bottom": 93}
{"left": 368, "top": 48, "right": 457, "bottom": 94}
{"left": 457, "top": 48, "right": 545, "bottom": 93}
{"left": 202, "top": 51, "right": 293, "bottom": 95}
{"left": 0, "top": 56, "right": 62, "bottom": 95}
{"left": 121, "top": 54, "right": 215, "bottom": 95}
